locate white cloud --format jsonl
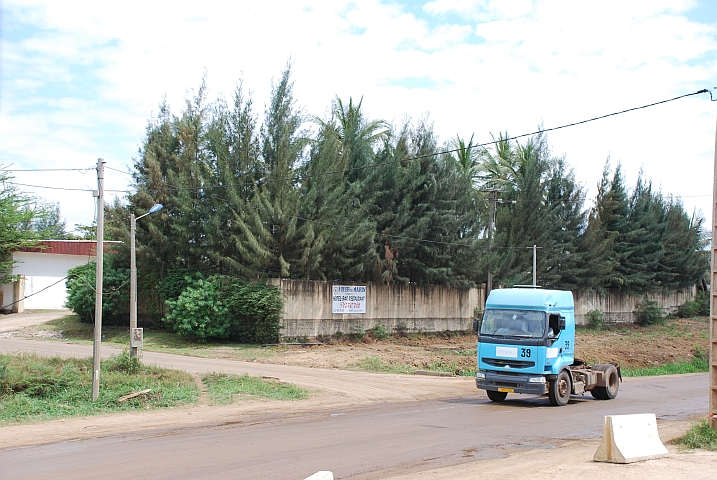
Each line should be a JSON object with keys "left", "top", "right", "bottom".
{"left": 1, "top": 0, "right": 716, "bottom": 229}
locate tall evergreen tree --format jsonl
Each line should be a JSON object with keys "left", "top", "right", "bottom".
{"left": 253, "top": 64, "right": 309, "bottom": 277}
{"left": 579, "top": 160, "right": 619, "bottom": 292}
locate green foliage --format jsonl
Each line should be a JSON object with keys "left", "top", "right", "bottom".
{"left": 202, "top": 373, "right": 307, "bottom": 404}
{"left": 104, "top": 350, "right": 141, "bottom": 375}
{"left": 634, "top": 297, "right": 665, "bottom": 326}
{"left": 163, "top": 275, "right": 283, "bottom": 343}
{"left": 64, "top": 257, "right": 130, "bottom": 325}
{"left": 164, "top": 278, "right": 232, "bottom": 340}
{"left": 352, "top": 356, "right": 414, "bottom": 374}
{"left": 677, "top": 291, "right": 710, "bottom": 318}
{"left": 0, "top": 353, "right": 198, "bottom": 424}
{"left": 676, "top": 420, "right": 717, "bottom": 451}
{"left": 349, "top": 325, "right": 366, "bottom": 341}
{"left": 586, "top": 309, "right": 604, "bottom": 329}
{"left": 0, "top": 170, "right": 44, "bottom": 284}
{"left": 223, "top": 279, "right": 283, "bottom": 344}
{"left": 371, "top": 320, "right": 390, "bottom": 340}
{"left": 115, "top": 70, "right": 709, "bottom": 297}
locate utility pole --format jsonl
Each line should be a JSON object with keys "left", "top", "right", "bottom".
{"left": 485, "top": 188, "right": 500, "bottom": 296}
{"left": 484, "top": 188, "right": 516, "bottom": 295}
{"left": 526, "top": 245, "right": 542, "bottom": 287}
{"left": 91, "top": 158, "right": 105, "bottom": 401}
{"left": 710, "top": 116, "right": 717, "bottom": 430}
{"left": 487, "top": 189, "right": 497, "bottom": 294}
{"left": 130, "top": 204, "right": 162, "bottom": 359}
{"left": 130, "top": 213, "right": 137, "bottom": 359}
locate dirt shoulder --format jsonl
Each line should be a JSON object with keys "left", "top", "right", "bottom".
{"left": 381, "top": 419, "right": 717, "bottom": 480}
{"left": 236, "top": 317, "right": 710, "bottom": 374}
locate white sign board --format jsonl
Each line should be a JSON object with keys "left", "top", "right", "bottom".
{"left": 332, "top": 285, "right": 367, "bottom": 314}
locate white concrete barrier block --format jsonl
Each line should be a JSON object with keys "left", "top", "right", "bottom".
{"left": 304, "top": 471, "right": 334, "bottom": 480}
{"left": 593, "top": 413, "right": 669, "bottom": 463}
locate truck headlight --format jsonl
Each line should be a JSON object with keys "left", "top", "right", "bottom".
{"left": 476, "top": 371, "right": 486, "bottom": 379}
{"left": 528, "top": 376, "right": 546, "bottom": 383}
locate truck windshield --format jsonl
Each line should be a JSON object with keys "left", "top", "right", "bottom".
{"left": 480, "top": 309, "right": 547, "bottom": 338}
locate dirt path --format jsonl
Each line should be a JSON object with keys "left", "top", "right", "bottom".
{"left": 0, "top": 309, "right": 71, "bottom": 334}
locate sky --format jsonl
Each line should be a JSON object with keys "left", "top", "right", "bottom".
{"left": 1, "top": 0, "right": 716, "bottom": 234}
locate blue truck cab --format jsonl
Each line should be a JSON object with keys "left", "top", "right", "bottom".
{"left": 474, "top": 287, "right": 620, "bottom": 406}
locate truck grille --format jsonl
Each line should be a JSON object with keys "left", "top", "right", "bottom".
{"left": 482, "top": 358, "right": 535, "bottom": 369}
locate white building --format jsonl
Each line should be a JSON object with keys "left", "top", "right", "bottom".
{"left": 0, "top": 240, "right": 120, "bottom": 312}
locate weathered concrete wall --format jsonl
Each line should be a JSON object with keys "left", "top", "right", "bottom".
{"left": 272, "top": 279, "right": 698, "bottom": 337}
{"left": 271, "top": 280, "right": 483, "bottom": 338}
{"left": 573, "top": 287, "right": 696, "bottom": 325}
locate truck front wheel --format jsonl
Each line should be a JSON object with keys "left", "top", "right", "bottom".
{"left": 548, "top": 370, "right": 571, "bottom": 406}
{"left": 486, "top": 390, "right": 508, "bottom": 402}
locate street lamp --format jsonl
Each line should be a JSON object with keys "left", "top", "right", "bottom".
{"left": 130, "top": 203, "right": 163, "bottom": 358}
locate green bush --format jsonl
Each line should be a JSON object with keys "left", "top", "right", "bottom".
{"left": 65, "top": 257, "right": 129, "bottom": 325}
{"left": 586, "top": 309, "right": 603, "bottom": 329}
{"left": 371, "top": 320, "right": 390, "bottom": 341}
{"left": 163, "top": 275, "right": 283, "bottom": 343}
{"left": 675, "top": 290, "right": 710, "bottom": 319}
{"left": 223, "top": 279, "right": 283, "bottom": 344}
{"left": 164, "top": 278, "right": 232, "bottom": 340}
{"left": 634, "top": 297, "right": 665, "bottom": 326}
{"left": 676, "top": 419, "right": 717, "bottom": 451}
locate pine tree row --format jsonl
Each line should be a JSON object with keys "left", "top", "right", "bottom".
{"left": 106, "top": 66, "right": 708, "bottom": 294}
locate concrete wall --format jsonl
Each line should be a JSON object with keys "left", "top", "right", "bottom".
{"left": 271, "top": 280, "right": 483, "bottom": 338}
{"left": 573, "top": 287, "right": 696, "bottom": 325}
{"left": 273, "top": 280, "right": 698, "bottom": 338}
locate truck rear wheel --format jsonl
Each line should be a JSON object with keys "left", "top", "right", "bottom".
{"left": 592, "top": 364, "right": 619, "bottom": 400}
{"left": 486, "top": 390, "right": 508, "bottom": 402}
{"left": 548, "top": 370, "right": 571, "bottom": 406}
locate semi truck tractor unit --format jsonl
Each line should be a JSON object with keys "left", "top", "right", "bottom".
{"left": 474, "top": 288, "right": 620, "bottom": 406}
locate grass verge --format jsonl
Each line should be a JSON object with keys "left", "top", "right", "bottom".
{"left": 621, "top": 347, "right": 708, "bottom": 377}
{"left": 1, "top": 353, "right": 312, "bottom": 424}
{"left": 351, "top": 356, "right": 414, "bottom": 375}
{"left": 0, "top": 352, "right": 198, "bottom": 425}
{"left": 675, "top": 420, "right": 717, "bottom": 451}
{"left": 202, "top": 373, "right": 309, "bottom": 405}
{"left": 41, "top": 315, "right": 275, "bottom": 361}
{"left": 351, "top": 356, "right": 476, "bottom": 376}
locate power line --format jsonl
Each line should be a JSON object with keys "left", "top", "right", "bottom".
{"left": 7, "top": 182, "right": 93, "bottom": 192}
{"left": 4, "top": 90, "right": 707, "bottom": 196}
{"left": 120, "top": 89, "right": 712, "bottom": 194}
{"left": 1, "top": 167, "right": 95, "bottom": 172}
{"left": 106, "top": 166, "right": 134, "bottom": 176}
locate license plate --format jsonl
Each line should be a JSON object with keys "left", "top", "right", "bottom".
{"left": 498, "top": 388, "right": 514, "bottom": 393}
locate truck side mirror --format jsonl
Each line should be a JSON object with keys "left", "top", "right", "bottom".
{"left": 473, "top": 318, "right": 480, "bottom": 332}
{"left": 558, "top": 316, "right": 566, "bottom": 331}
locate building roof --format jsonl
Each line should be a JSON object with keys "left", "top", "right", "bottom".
{"left": 18, "top": 240, "right": 122, "bottom": 257}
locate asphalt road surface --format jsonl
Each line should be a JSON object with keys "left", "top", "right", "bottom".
{"left": 0, "top": 337, "right": 708, "bottom": 480}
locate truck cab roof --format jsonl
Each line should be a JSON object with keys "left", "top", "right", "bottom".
{"left": 485, "top": 288, "right": 574, "bottom": 311}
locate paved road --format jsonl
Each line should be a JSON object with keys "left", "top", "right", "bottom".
{"left": 0, "top": 337, "right": 708, "bottom": 480}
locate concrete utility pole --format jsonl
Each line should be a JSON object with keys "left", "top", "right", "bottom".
{"left": 130, "top": 204, "right": 162, "bottom": 359}
{"left": 710, "top": 117, "right": 717, "bottom": 430}
{"left": 486, "top": 189, "right": 499, "bottom": 295}
{"left": 526, "top": 245, "right": 542, "bottom": 287}
{"left": 91, "top": 158, "right": 105, "bottom": 401}
{"left": 484, "top": 188, "right": 516, "bottom": 295}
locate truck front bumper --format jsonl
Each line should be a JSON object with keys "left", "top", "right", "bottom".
{"left": 476, "top": 370, "right": 547, "bottom": 395}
